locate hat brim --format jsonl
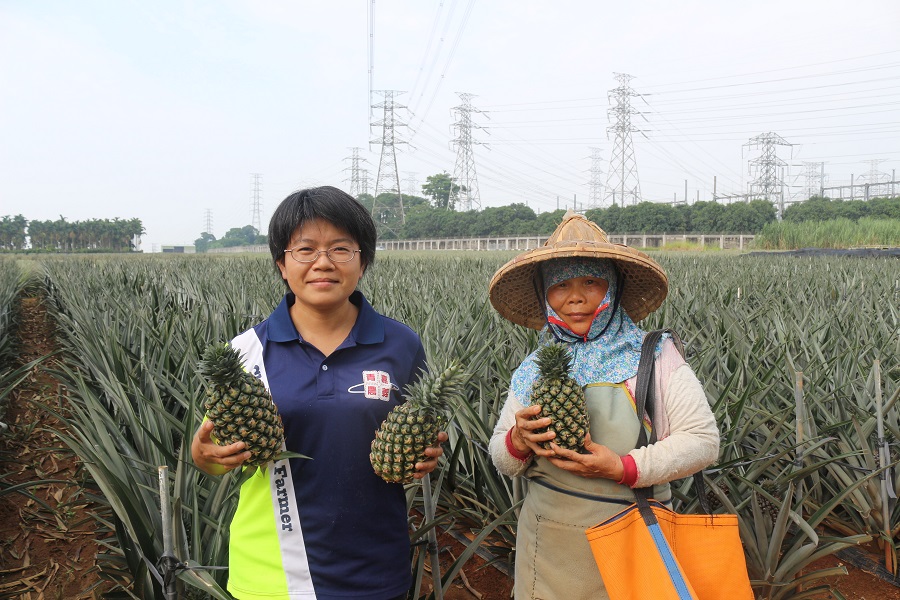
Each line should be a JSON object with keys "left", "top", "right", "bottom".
{"left": 489, "top": 242, "right": 668, "bottom": 329}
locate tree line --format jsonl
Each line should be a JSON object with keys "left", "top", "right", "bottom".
{"left": 194, "top": 225, "right": 267, "bottom": 253}
{"left": 0, "top": 216, "right": 144, "bottom": 252}
{"left": 361, "top": 171, "right": 778, "bottom": 240}
{"left": 364, "top": 193, "right": 777, "bottom": 240}
{"left": 8, "top": 176, "right": 898, "bottom": 253}
{"left": 194, "top": 184, "right": 899, "bottom": 251}
{"left": 780, "top": 195, "right": 900, "bottom": 223}
{"left": 358, "top": 174, "right": 900, "bottom": 240}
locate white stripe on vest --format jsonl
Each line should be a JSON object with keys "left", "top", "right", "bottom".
{"left": 231, "top": 329, "right": 317, "bottom": 597}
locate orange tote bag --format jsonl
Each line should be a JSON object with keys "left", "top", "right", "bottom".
{"left": 585, "top": 496, "right": 753, "bottom": 600}
{"left": 585, "top": 328, "right": 754, "bottom": 600}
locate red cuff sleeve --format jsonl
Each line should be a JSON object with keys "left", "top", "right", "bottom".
{"left": 506, "top": 427, "right": 532, "bottom": 462}
{"left": 617, "top": 454, "right": 638, "bottom": 487}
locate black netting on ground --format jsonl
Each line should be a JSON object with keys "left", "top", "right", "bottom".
{"left": 746, "top": 247, "right": 900, "bottom": 258}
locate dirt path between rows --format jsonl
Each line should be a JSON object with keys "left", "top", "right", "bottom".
{"left": 0, "top": 296, "right": 114, "bottom": 598}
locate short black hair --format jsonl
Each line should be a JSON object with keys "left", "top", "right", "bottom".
{"left": 268, "top": 186, "right": 376, "bottom": 276}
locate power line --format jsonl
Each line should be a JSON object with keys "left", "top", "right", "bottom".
{"left": 642, "top": 63, "right": 900, "bottom": 95}
{"left": 408, "top": 0, "right": 449, "bottom": 104}
{"left": 641, "top": 95, "right": 743, "bottom": 190}
{"left": 483, "top": 76, "right": 900, "bottom": 113}
{"left": 413, "top": 117, "right": 584, "bottom": 207}
{"left": 367, "top": 0, "right": 375, "bottom": 122}
{"left": 640, "top": 54, "right": 900, "bottom": 90}
{"left": 408, "top": 0, "right": 478, "bottom": 132}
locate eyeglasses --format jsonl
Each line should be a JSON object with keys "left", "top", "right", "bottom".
{"left": 284, "top": 246, "right": 361, "bottom": 263}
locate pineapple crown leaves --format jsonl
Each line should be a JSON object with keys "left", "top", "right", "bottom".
{"left": 535, "top": 342, "right": 574, "bottom": 381}
{"left": 402, "top": 360, "right": 469, "bottom": 416}
{"left": 199, "top": 342, "right": 247, "bottom": 388}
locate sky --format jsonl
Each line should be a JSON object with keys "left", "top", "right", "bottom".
{"left": 1, "top": 0, "right": 899, "bottom": 251}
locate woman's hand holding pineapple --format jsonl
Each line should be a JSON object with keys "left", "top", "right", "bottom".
{"left": 410, "top": 431, "right": 449, "bottom": 480}
{"left": 511, "top": 405, "right": 558, "bottom": 458}
{"left": 191, "top": 419, "right": 253, "bottom": 476}
{"left": 512, "top": 407, "right": 625, "bottom": 480}
{"left": 193, "top": 419, "right": 447, "bottom": 479}
{"left": 545, "top": 432, "right": 625, "bottom": 481}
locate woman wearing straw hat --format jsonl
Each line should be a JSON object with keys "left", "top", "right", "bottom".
{"left": 488, "top": 211, "right": 720, "bottom": 599}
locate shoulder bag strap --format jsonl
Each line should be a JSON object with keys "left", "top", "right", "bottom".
{"left": 633, "top": 329, "right": 712, "bottom": 514}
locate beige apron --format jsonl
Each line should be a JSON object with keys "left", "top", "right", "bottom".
{"left": 515, "top": 383, "right": 671, "bottom": 600}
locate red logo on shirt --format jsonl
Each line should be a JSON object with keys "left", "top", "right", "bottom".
{"left": 362, "top": 370, "right": 393, "bottom": 401}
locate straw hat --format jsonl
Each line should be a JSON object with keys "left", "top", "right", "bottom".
{"left": 488, "top": 211, "right": 668, "bottom": 329}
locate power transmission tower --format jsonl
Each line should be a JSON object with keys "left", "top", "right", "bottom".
{"left": 370, "top": 90, "right": 407, "bottom": 236}
{"left": 744, "top": 132, "right": 792, "bottom": 216}
{"left": 451, "top": 92, "right": 487, "bottom": 212}
{"left": 587, "top": 147, "right": 604, "bottom": 209}
{"left": 403, "top": 172, "right": 419, "bottom": 195}
{"left": 344, "top": 147, "right": 368, "bottom": 197}
{"left": 856, "top": 159, "right": 890, "bottom": 198}
{"left": 249, "top": 173, "right": 263, "bottom": 234}
{"left": 361, "top": 169, "right": 370, "bottom": 195}
{"left": 605, "top": 73, "right": 643, "bottom": 207}
{"left": 202, "top": 209, "right": 214, "bottom": 237}
{"left": 801, "top": 162, "right": 826, "bottom": 200}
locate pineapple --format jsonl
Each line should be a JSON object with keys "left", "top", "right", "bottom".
{"left": 756, "top": 479, "right": 783, "bottom": 525}
{"left": 705, "top": 480, "right": 731, "bottom": 512}
{"left": 370, "top": 362, "right": 467, "bottom": 484}
{"left": 199, "top": 343, "right": 285, "bottom": 467}
{"left": 529, "top": 343, "right": 589, "bottom": 452}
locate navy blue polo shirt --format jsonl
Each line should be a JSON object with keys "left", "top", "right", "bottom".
{"left": 226, "top": 290, "right": 426, "bottom": 600}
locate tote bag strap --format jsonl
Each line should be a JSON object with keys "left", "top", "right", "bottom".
{"left": 634, "top": 328, "right": 677, "bottom": 448}
{"left": 633, "top": 329, "right": 712, "bottom": 515}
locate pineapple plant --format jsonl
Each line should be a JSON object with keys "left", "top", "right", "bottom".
{"left": 199, "top": 342, "right": 286, "bottom": 466}
{"left": 755, "top": 479, "right": 783, "bottom": 525}
{"left": 370, "top": 362, "right": 467, "bottom": 484}
{"left": 705, "top": 480, "right": 731, "bottom": 512}
{"left": 529, "top": 343, "right": 589, "bottom": 452}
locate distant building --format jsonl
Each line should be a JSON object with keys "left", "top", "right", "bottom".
{"left": 161, "top": 245, "right": 196, "bottom": 254}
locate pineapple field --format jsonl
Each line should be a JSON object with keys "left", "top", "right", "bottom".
{"left": 1, "top": 251, "right": 899, "bottom": 599}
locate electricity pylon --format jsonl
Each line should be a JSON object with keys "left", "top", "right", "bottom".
{"left": 403, "top": 172, "right": 419, "bottom": 195}
{"left": 801, "top": 162, "right": 826, "bottom": 200}
{"left": 744, "top": 131, "right": 792, "bottom": 220}
{"left": 605, "top": 73, "right": 643, "bottom": 207}
{"left": 344, "top": 147, "right": 368, "bottom": 197}
{"left": 856, "top": 159, "right": 890, "bottom": 198}
{"left": 744, "top": 132, "right": 792, "bottom": 218}
{"left": 587, "top": 147, "right": 604, "bottom": 209}
{"left": 451, "top": 92, "right": 487, "bottom": 211}
{"left": 370, "top": 90, "right": 407, "bottom": 236}
{"left": 202, "top": 209, "right": 213, "bottom": 237}
{"left": 250, "top": 173, "right": 263, "bottom": 234}
{"left": 745, "top": 133, "right": 791, "bottom": 202}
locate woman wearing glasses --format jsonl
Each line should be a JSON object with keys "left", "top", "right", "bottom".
{"left": 191, "top": 186, "right": 443, "bottom": 600}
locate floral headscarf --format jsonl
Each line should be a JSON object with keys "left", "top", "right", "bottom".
{"left": 508, "top": 257, "right": 650, "bottom": 404}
